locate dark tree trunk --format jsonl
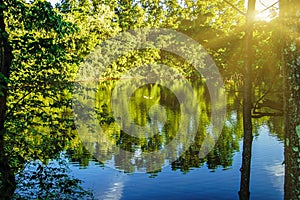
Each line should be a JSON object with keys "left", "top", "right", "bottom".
{"left": 280, "top": 1, "right": 300, "bottom": 199}
{"left": 0, "top": 0, "right": 16, "bottom": 198}
{"left": 239, "top": 0, "right": 256, "bottom": 199}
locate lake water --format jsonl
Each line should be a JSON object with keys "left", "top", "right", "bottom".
{"left": 66, "top": 80, "right": 284, "bottom": 200}
{"left": 68, "top": 124, "right": 284, "bottom": 200}
{"left": 10, "top": 78, "right": 285, "bottom": 199}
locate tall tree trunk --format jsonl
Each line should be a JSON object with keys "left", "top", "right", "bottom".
{"left": 280, "top": 0, "right": 300, "bottom": 199}
{"left": 239, "top": 0, "right": 256, "bottom": 199}
{"left": 0, "top": 0, "right": 15, "bottom": 198}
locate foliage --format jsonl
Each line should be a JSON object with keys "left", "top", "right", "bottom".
{"left": 4, "top": 0, "right": 77, "bottom": 171}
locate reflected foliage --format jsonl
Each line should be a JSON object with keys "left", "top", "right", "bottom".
{"left": 14, "top": 156, "right": 93, "bottom": 199}
{"left": 72, "top": 79, "right": 283, "bottom": 174}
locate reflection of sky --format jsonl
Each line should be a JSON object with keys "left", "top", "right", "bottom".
{"left": 250, "top": 124, "right": 284, "bottom": 199}
{"left": 266, "top": 162, "right": 284, "bottom": 193}
{"left": 102, "top": 179, "right": 125, "bottom": 200}
{"left": 69, "top": 163, "right": 126, "bottom": 200}
{"left": 225, "top": 111, "right": 237, "bottom": 129}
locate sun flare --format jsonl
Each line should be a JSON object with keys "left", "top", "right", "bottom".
{"left": 254, "top": 0, "right": 279, "bottom": 22}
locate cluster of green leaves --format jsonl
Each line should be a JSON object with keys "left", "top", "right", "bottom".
{"left": 52, "top": 0, "right": 283, "bottom": 93}
{"left": 4, "top": 0, "right": 78, "bottom": 171}
{"left": 53, "top": 0, "right": 245, "bottom": 80}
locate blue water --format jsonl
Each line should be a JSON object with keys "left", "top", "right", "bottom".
{"left": 69, "top": 125, "right": 284, "bottom": 200}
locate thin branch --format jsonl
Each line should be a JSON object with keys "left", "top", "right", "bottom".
{"left": 257, "top": 1, "right": 279, "bottom": 14}
{"left": 251, "top": 111, "right": 283, "bottom": 118}
{"left": 258, "top": 0, "right": 268, "bottom": 8}
{"left": 253, "top": 84, "right": 273, "bottom": 112}
{"left": 5, "top": 89, "right": 33, "bottom": 118}
{"left": 223, "top": 0, "right": 246, "bottom": 16}
{"left": 252, "top": 67, "right": 278, "bottom": 113}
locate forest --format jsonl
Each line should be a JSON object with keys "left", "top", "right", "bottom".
{"left": 0, "top": 0, "right": 299, "bottom": 199}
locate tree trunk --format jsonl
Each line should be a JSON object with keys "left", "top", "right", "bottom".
{"left": 280, "top": 0, "right": 300, "bottom": 199}
{"left": 239, "top": 0, "right": 256, "bottom": 199}
{"left": 0, "top": 0, "right": 16, "bottom": 198}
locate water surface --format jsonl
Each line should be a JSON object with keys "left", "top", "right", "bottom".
{"left": 68, "top": 80, "right": 284, "bottom": 199}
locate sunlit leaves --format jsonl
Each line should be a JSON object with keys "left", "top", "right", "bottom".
{"left": 3, "top": 0, "right": 78, "bottom": 172}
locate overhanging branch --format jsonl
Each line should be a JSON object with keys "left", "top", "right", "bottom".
{"left": 223, "top": 0, "right": 246, "bottom": 16}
